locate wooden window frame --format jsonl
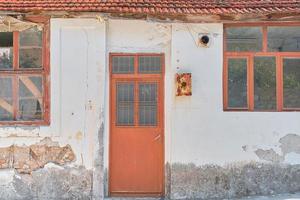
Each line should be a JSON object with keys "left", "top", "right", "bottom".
{"left": 223, "top": 23, "right": 300, "bottom": 112}
{"left": 0, "top": 17, "right": 50, "bottom": 125}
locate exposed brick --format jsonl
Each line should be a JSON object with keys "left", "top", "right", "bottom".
{"left": 0, "top": 138, "right": 75, "bottom": 174}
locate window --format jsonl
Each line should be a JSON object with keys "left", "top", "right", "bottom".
{"left": 224, "top": 24, "right": 300, "bottom": 111}
{"left": 111, "top": 54, "right": 163, "bottom": 127}
{"left": 0, "top": 24, "right": 50, "bottom": 124}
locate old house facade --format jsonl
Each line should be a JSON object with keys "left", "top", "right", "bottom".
{"left": 0, "top": 0, "right": 299, "bottom": 199}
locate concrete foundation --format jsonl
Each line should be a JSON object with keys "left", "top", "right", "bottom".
{"left": 171, "top": 162, "right": 300, "bottom": 199}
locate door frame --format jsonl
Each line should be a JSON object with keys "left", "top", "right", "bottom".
{"left": 108, "top": 53, "right": 165, "bottom": 197}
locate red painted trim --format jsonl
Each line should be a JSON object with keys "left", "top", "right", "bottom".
{"left": 248, "top": 54, "right": 254, "bottom": 111}
{"left": 109, "top": 53, "right": 165, "bottom": 197}
{"left": 0, "top": 19, "right": 50, "bottom": 126}
{"left": 223, "top": 24, "right": 300, "bottom": 112}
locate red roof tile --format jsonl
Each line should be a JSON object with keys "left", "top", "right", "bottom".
{"left": 0, "top": 0, "right": 299, "bottom": 15}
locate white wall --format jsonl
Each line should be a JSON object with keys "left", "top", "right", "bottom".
{"left": 103, "top": 20, "right": 300, "bottom": 169}
{"left": 0, "top": 19, "right": 106, "bottom": 170}
{"left": 103, "top": 19, "right": 173, "bottom": 170}
{"left": 50, "top": 18, "right": 107, "bottom": 168}
{"left": 0, "top": 18, "right": 299, "bottom": 175}
{"left": 170, "top": 23, "right": 300, "bottom": 166}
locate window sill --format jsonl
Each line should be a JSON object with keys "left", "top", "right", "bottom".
{"left": 0, "top": 120, "right": 50, "bottom": 127}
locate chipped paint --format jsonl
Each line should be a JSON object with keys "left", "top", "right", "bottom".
{"left": 255, "top": 149, "right": 283, "bottom": 163}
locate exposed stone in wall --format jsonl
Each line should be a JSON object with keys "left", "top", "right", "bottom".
{"left": 0, "top": 137, "right": 75, "bottom": 173}
{"left": 0, "top": 166, "right": 92, "bottom": 200}
{"left": 171, "top": 162, "right": 300, "bottom": 199}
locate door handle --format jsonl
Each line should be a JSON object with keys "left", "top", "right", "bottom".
{"left": 154, "top": 134, "right": 161, "bottom": 141}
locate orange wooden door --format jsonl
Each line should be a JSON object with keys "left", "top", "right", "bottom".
{"left": 109, "top": 54, "right": 164, "bottom": 197}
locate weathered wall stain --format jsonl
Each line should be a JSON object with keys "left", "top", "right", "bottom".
{"left": 279, "top": 134, "right": 300, "bottom": 156}
{"left": 0, "top": 137, "right": 75, "bottom": 173}
{"left": 254, "top": 149, "right": 283, "bottom": 163}
{"left": 171, "top": 162, "right": 300, "bottom": 200}
{"left": 93, "top": 121, "right": 105, "bottom": 199}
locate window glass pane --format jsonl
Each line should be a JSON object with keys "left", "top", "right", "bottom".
{"left": 19, "top": 48, "right": 42, "bottom": 68}
{"left": 268, "top": 27, "right": 300, "bottom": 52}
{"left": 116, "top": 83, "right": 134, "bottom": 126}
{"left": 0, "top": 48, "right": 13, "bottom": 70}
{"left": 0, "top": 32, "right": 13, "bottom": 47}
{"left": 0, "top": 32, "right": 13, "bottom": 70}
{"left": 283, "top": 58, "right": 300, "bottom": 108}
{"left": 20, "top": 27, "right": 42, "bottom": 47}
{"left": 19, "top": 27, "right": 43, "bottom": 69}
{"left": 0, "top": 77, "right": 13, "bottom": 120}
{"left": 139, "top": 83, "right": 157, "bottom": 126}
{"left": 226, "top": 27, "right": 262, "bottom": 52}
{"left": 254, "top": 57, "right": 277, "bottom": 110}
{"left": 228, "top": 58, "right": 248, "bottom": 108}
{"left": 138, "top": 56, "right": 162, "bottom": 74}
{"left": 112, "top": 56, "right": 134, "bottom": 74}
{"left": 18, "top": 76, "right": 43, "bottom": 120}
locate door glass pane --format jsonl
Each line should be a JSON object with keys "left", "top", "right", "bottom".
{"left": 268, "top": 26, "right": 300, "bottom": 52}
{"left": 283, "top": 58, "right": 300, "bottom": 108}
{"left": 254, "top": 57, "right": 277, "bottom": 110}
{"left": 116, "top": 83, "right": 134, "bottom": 126}
{"left": 0, "top": 77, "right": 13, "bottom": 120}
{"left": 138, "top": 56, "right": 162, "bottom": 74}
{"left": 226, "top": 27, "right": 262, "bottom": 52}
{"left": 19, "top": 27, "right": 43, "bottom": 69}
{"left": 0, "top": 32, "right": 13, "bottom": 70}
{"left": 139, "top": 83, "right": 157, "bottom": 126}
{"left": 18, "top": 76, "right": 43, "bottom": 120}
{"left": 112, "top": 56, "right": 134, "bottom": 74}
{"left": 228, "top": 58, "right": 248, "bottom": 108}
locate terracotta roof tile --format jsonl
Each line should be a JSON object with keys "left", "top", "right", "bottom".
{"left": 0, "top": 0, "right": 299, "bottom": 15}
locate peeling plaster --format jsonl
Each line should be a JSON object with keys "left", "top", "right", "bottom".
{"left": 255, "top": 149, "right": 283, "bottom": 163}
{"left": 254, "top": 134, "right": 300, "bottom": 163}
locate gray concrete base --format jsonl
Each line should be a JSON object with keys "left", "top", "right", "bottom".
{"left": 105, "top": 193, "right": 300, "bottom": 200}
